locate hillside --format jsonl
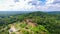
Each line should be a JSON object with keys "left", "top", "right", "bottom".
{"left": 0, "top": 11, "right": 60, "bottom": 34}
{"left": 0, "top": 11, "right": 32, "bottom": 17}
{"left": 47, "top": 11, "right": 60, "bottom": 14}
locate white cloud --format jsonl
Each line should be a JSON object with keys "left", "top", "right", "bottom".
{"left": 0, "top": 0, "right": 60, "bottom": 11}
{"left": 45, "top": 0, "right": 60, "bottom": 11}
{"left": 0, "top": 0, "right": 36, "bottom": 11}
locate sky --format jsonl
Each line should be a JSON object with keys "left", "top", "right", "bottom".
{"left": 0, "top": 0, "right": 60, "bottom": 11}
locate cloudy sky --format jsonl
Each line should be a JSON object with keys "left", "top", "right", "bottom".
{"left": 0, "top": 0, "right": 60, "bottom": 11}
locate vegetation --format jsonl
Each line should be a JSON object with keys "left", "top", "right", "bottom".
{"left": 0, "top": 11, "right": 60, "bottom": 34}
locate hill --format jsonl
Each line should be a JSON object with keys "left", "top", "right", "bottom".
{"left": 47, "top": 11, "right": 60, "bottom": 14}
{"left": 0, "top": 11, "right": 32, "bottom": 17}
{"left": 0, "top": 11, "right": 60, "bottom": 34}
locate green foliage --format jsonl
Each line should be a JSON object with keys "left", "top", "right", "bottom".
{"left": 22, "top": 30, "right": 29, "bottom": 34}
{"left": 20, "top": 22, "right": 27, "bottom": 28}
{"left": 11, "top": 32, "right": 16, "bottom": 34}
{"left": 0, "top": 11, "right": 60, "bottom": 34}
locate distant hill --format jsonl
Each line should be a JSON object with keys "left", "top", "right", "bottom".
{"left": 0, "top": 11, "right": 32, "bottom": 15}
{"left": 47, "top": 11, "right": 60, "bottom": 14}
{"left": 0, "top": 11, "right": 32, "bottom": 17}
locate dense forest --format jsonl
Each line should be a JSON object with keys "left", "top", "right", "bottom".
{"left": 0, "top": 11, "right": 60, "bottom": 34}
